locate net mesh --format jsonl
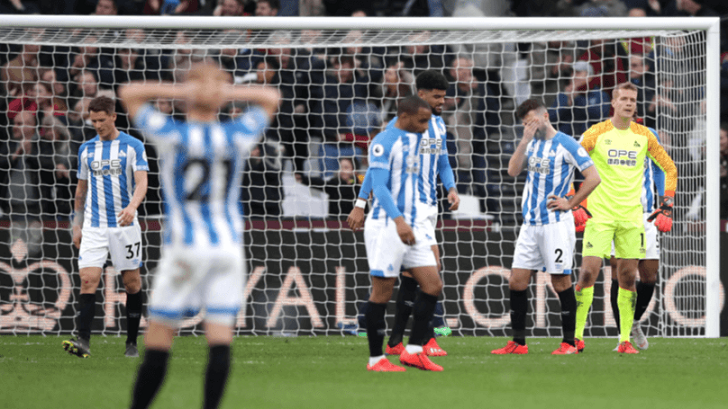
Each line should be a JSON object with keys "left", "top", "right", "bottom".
{"left": 0, "top": 23, "right": 714, "bottom": 337}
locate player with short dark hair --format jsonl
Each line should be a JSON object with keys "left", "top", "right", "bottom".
{"left": 574, "top": 82, "right": 677, "bottom": 354}
{"left": 491, "top": 98, "right": 600, "bottom": 355}
{"left": 120, "top": 62, "right": 280, "bottom": 409}
{"left": 363, "top": 95, "right": 445, "bottom": 372}
{"left": 348, "top": 70, "right": 459, "bottom": 357}
{"left": 63, "top": 95, "right": 148, "bottom": 359}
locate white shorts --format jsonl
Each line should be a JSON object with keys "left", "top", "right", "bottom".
{"left": 610, "top": 213, "right": 659, "bottom": 260}
{"left": 512, "top": 214, "right": 576, "bottom": 275}
{"left": 414, "top": 202, "right": 438, "bottom": 247}
{"left": 148, "top": 244, "right": 245, "bottom": 327}
{"left": 78, "top": 225, "right": 143, "bottom": 271}
{"left": 364, "top": 218, "right": 437, "bottom": 278}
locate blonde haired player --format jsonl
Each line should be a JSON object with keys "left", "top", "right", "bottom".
{"left": 120, "top": 63, "right": 280, "bottom": 409}
{"left": 574, "top": 82, "right": 677, "bottom": 354}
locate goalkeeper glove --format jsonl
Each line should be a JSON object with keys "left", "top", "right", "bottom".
{"left": 567, "top": 196, "right": 592, "bottom": 226}
{"left": 647, "top": 196, "right": 673, "bottom": 232}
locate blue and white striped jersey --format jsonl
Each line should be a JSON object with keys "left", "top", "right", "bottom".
{"left": 368, "top": 127, "right": 423, "bottom": 226}
{"left": 385, "top": 115, "right": 454, "bottom": 206}
{"left": 641, "top": 127, "right": 666, "bottom": 212}
{"left": 521, "top": 132, "right": 594, "bottom": 225}
{"left": 133, "top": 103, "right": 269, "bottom": 247}
{"left": 78, "top": 132, "right": 149, "bottom": 229}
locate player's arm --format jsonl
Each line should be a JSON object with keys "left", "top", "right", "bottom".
{"left": 72, "top": 179, "right": 88, "bottom": 249}
{"left": 507, "top": 119, "right": 537, "bottom": 176}
{"left": 347, "top": 168, "right": 372, "bottom": 231}
{"left": 646, "top": 134, "right": 678, "bottom": 232}
{"left": 117, "top": 170, "right": 148, "bottom": 227}
{"left": 223, "top": 85, "right": 281, "bottom": 120}
{"left": 550, "top": 165, "right": 600, "bottom": 210}
{"left": 371, "top": 168, "right": 415, "bottom": 245}
{"left": 436, "top": 138, "right": 459, "bottom": 210}
{"left": 118, "top": 82, "right": 189, "bottom": 119}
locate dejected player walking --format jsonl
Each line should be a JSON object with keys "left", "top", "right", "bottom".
{"left": 574, "top": 82, "right": 677, "bottom": 354}
{"left": 491, "top": 99, "right": 600, "bottom": 355}
{"left": 120, "top": 62, "right": 280, "bottom": 409}
{"left": 63, "top": 95, "right": 148, "bottom": 359}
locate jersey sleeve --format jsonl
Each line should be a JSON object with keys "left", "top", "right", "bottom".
{"left": 358, "top": 168, "right": 372, "bottom": 200}
{"left": 130, "top": 139, "right": 150, "bottom": 172}
{"left": 580, "top": 127, "right": 599, "bottom": 154}
{"left": 646, "top": 131, "right": 677, "bottom": 197}
{"left": 132, "top": 103, "right": 180, "bottom": 142}
{"left": 371, "top": 167, "right": 402, "bottom": 219}
{"left": 562, "top": 136, "right": 594, "bottom": 172}
{"left": 368, "top": 134, "right": 393, "bottom": 171}
{"left": 648, "top": 128, "right": 665, "bottom": 196}
{"left": 77, "top": 144, "right": 89, "bottom": 180}
{"left": 437, "top": 131, "right": 456, "bottom": 191}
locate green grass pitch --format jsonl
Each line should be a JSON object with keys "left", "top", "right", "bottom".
{"left": 1, "top": 336, "right": 727, "bottom": 409}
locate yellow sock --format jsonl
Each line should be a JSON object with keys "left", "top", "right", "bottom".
{"left": 618, "top": 287, "right": 637, "bottom": 343}
{"left": 574, "top": 285, "right": 594, "bottom": 340}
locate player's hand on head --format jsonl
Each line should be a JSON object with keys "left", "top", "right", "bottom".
{"left": 546, "top": 194, "right": 571, "bottom": 211}
{"left": 347, "top": 207, "right": 365, "bottom": 231}
{"left": 522, "top": 119, "right": 538, "bottom": 141}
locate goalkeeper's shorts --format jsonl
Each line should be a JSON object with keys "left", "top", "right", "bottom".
{"left": 583, "top": 218, "right": 646, "bottom": 260}
{"left": 610, "top": 213, "right": 660, "bottom": 260}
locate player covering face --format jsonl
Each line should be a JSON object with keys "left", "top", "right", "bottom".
{"left": 120, "top": 62, "right": 280, "bottom": 409}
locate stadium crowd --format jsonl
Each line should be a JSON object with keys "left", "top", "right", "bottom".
{"left": 0, "top": 0, "right": 726, "bottom": 225}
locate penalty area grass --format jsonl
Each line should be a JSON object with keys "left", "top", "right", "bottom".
{"left": 1, "top": 336, "right": 726, "bottom": 409}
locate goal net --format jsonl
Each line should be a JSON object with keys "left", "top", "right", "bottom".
{"left": 0, "top": 16, "right": 721, "bottom": 337}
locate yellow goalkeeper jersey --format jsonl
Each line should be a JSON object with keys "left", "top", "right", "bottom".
{"left": 580, "top": 119, "right": 677, "bottom": 222}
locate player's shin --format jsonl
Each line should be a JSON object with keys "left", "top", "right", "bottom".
{"left": 557, "top": 287, "right": 576, "bottom": 346}
{"left": 635, "top": 281, "right": 655, "bottom": 321}
{"left": 126, "top": 291, "right": 143, "bottom": 346}
{"left": 610, "top": 279, "right": 621, "bottom": 331}
{"left": 130, "top": 349, "right": 169, "bottom": 409}
{"left": 617, "top": 288, "right": 637, "bottom": 343}
{"left": 388, "top": 276, "right": 418, "bottom": 348}
{"left": 574, "top": 285, "right": 594, "bottom": 341}
{"left": 365, "top": 302, "right": 387, "bottom": 358}
{"left": 407, "top": 292, "right": 438, "bottom": 352}
{"left": 203, "top": 345, "right": 231, "bottom": 409}
{"left": 510, "top": 289, "right": 528, "bottom": 346}
{"left": 77, "top": 293, "right": 96, "bottom": 341}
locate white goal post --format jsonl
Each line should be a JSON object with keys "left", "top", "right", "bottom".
{"left": 0, "top": 15, "right": 720, "bottom": 338}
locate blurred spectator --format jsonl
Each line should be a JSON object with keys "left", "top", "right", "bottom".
{"left": 94, "top": 0, "right": 118, "bottom": 14}
{"left": 299, "top": 0, "right": 324, "bottom": 16}
{"left": 549, "top": 61, "right": 610, "bottom": 137}
{"left": 7, "top": 83, "right": 39, "bottom": 120}
{"left": 66, "top": 38, "right": 116, "bottom": 90}
{"left": 39, "top": 115, "right": 74, "bottom": 217}
{"left": 622, "top": 8, "right": 655, "bottom": 54}
{"left": 721, "top": 122, "right": 728, "bottom": 219}
{"left": 721, "top": 54, "right": 728, "bottom": 120}
{"left": 143, "top": 0, "right": 195, "bottom": 14}
{"left": 627, "top": 54, "right": 656, "bottom": 125}
{"left": 578, "top": 39, "right": 628, "bottom": 93}
{"left": 218, "top": 30, "right": 264, "bottom": 80}
{"left": 1, "top": 43, "right": 40, "bottom": 97}
{"left": 41, "top": 68, "right": 68, "bottom": 99}
{"left": 295, "top": 157, "right": 361, "bottom": 218}
{"left": 624, "top": 0, "right": 664, "bottom": 16}
{"left": 576, "top": 0, "right": 628, "bottom": 17}
{"left": 255, "top": 0, "right": 279, "bottom": 16}
{"left": 213, "top": 0, "right": 245, "bottom": 16}
{"left": 35, "top": 81, "right": 68, "bottom": 122}
{"left": 443, "top": 56, "right": 500, "bottom": 208}
{"left": 388, "top": 32, "right": 447, "bottom": 78}
{"left": 377, "top": 61, "right": 415, "bottom": 124}
{"left": 0, "top": 0, "right": 41, "bottom": 14}
{"left": 312, "top": 54, "right": 371, "bottom": 142}
{"left": 70, "top": 70, "right": 101, "bottom": 122}
{"left": 242, "top": 141, "right": 285, "bottom": 218}
{"left": 0, "top": 111, "right": 42, "bottom": 218}
{"left": 663, "top": 0, "right": 720, "bottom": 17}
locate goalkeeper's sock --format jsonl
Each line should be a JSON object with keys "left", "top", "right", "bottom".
{"left": 126, "top": 291, "right": 142, "bottom": 346}
{"left": 204, "top": 345, "right": 231, "bottom": 409}
{"left": 77, "top": 293, "right": 96, "bottom": 342}
{"left": 618, "top": 287, "right": 637, "bottom": 343}
{"left": 557, "top": 287, "right": 576, "bottom": 347}
{"left": 365, "top": 301, "right": 387, "bottom": 357}
{"left": 610, "top": 279, "right": 621, "bottom": 332}
{"left": 575, "top": 285, "right": 594, "bottom": 341}
{"left": 408, "top": 292, "right": 438, "bottom": 347}
{"left": 388, "top": 276, "right": 418, "bottom": 347}
{"left": 635, "top": 281, "right": 655, "bottom": 321}
{"left": 510, "top": 289, "right": 528, "bottom": 346}
{"left": 130, "top": 349, "right": 169, "bottom": 409}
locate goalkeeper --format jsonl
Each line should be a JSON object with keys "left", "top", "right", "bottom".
{"left": 573, "top": 82, "right": 677, "bottom": 354}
